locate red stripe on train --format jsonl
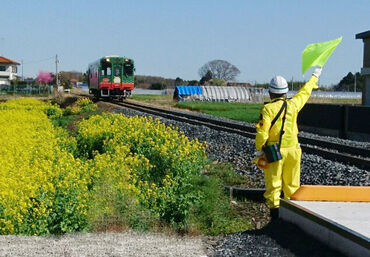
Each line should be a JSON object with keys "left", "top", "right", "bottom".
{"left": 99, "top": 83, "right": 134, "bottom": 90}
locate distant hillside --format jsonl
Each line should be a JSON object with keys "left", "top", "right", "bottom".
{"left": 134, "top": 75, "right": 177, "bottom": 89}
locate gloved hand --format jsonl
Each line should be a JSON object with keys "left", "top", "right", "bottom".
{"left": 312, "top": 67, "right": 322, "bottom": 78}
{"left": 255, "top": 150, "right": 264, "bottom": 157}
{"left": 253, "top": 151, "right": 268, "bottom": 169}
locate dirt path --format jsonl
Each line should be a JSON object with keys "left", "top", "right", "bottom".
{"left": 0, "top": 232, "right": 208, "bottom": 257}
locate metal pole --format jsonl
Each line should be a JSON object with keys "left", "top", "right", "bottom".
{"left": 0, "top": 37, "right": 4, "bottom": 56}
{"left": 354, "top": 72, "right": 357, "bottom": 93}
{"left": 291, "top": 77, "right": 293, "bottom": 91}
{"left": 55, "top": 54, "right": 59, "bottom": 87}
{"left": 21, "top": 60, "right": 24, "bottom": 81}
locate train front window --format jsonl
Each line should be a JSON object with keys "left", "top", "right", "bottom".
{"left": 123, "top": 63, "right": 133, "bottom": 77}
{"left": 101, "top": 61, "right": 112, "bottom": 76}
{"left": 114, "top": 65, "right": 121, "bottom": 76}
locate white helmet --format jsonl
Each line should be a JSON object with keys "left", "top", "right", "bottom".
{"left": 269, "top": 75, "right": 288, "bottom": 94}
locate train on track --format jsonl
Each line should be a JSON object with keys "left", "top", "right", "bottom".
{"left": 87, "top": 56, "right": 135, "bottom": 101}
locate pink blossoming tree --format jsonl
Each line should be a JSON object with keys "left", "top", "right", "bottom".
{"left": 37, "top": 71, "right": 54, "bottom": 84}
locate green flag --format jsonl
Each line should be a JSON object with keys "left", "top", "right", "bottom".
{"left": 302, "top": 36, "right": 342, "bottom": 76}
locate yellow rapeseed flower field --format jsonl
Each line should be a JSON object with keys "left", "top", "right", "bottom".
{"left": 77, "top": 113, "right": 207, "bottom": 227}
{"left": 0, "top": 98, "right": 208, "bottom": 234}
{"left": 0, "top": 98, "right": 90, "bottom": 234}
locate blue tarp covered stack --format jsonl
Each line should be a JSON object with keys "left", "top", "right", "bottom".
{"left": 174, "top": 86, "right": 203, "bottom": 101}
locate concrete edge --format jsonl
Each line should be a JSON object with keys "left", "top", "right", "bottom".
{"left": 280, "top": 199, "right": 370, "bottom": 257}
{"left": 224, "top": 186, "right": 265, "bottom": 201}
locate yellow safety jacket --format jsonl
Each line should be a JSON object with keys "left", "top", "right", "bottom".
{"left": 255, "top": 75, "right": 318, "bottom": 150}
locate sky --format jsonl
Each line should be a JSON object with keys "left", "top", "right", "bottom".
{"left": 0, "top": 0, "right": 369, "bottom": 86}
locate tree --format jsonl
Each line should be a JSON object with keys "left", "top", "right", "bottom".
{"left": 334, "top": 72, "right": 364, "bottom": 92}
{"left": 150, "top": 82, "right": 167, "bottom": 90}
{"left": 198, "top": 60, "right": 240, "bottom": 81}
{"left": 200, "top": 70, "right": 213, "bottom": 85}
{"left": 187, "top": 80, "right": 200, "bottom": 85}
{"left": 82, "top": 73, "right": 88, "bottom": 83}
{"left": 210, "top": 78, "right": 226, "bottom": 86}
{"left": 175, "top": 77, "right": 184, "bottom": 85}
{"left": 37, "top": 71, "right": 53, "bottom": 84}
{"left": 36, "top": 71, "right": 54, "bottom": 95}
{"left": 58, "top": 71, "right": 84, "bottom": 88}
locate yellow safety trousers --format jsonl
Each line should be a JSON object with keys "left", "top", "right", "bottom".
{"left": 263, "top": 144, "right": 301, "bottom": 209}
{"left": 255, "top": 75, "right": 318, "bottom": 209}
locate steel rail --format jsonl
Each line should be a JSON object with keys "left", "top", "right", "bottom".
{"left": 123, "top": 100, "right": 370, "bottom": 158}
{"left": 115, "top": 100, "right": 370, "bottom": 169}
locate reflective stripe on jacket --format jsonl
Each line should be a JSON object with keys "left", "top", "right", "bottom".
{"left": 255, "top": 75, "right": 318, "bottom": 150}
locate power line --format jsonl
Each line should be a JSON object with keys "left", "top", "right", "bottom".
{"left": 23, "top": 56, "right": 54, "bottom": 65}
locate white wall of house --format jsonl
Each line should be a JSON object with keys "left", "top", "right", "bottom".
{"left": 0, "top": 64, "right": 18, "bottom": 85}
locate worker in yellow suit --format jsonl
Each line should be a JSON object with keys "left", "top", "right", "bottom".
{"left": 255, "top": 67, "right": 321, "bottom": 219}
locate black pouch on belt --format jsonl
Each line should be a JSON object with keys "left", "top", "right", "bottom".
{"left": 262, "top": 100, "right": 287, "bottom": 163}
{"left": 263, "top": 144, "right": 282, "bottom": 162}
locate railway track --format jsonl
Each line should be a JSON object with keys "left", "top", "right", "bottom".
{"left": 113, "top": 100, "right": 370, "bottom": 170}
{"left": 112, "top": 99, "right": 370, "bottom": 256}
{"left": 71, "top": 94, "right": 370, "bottom": 256}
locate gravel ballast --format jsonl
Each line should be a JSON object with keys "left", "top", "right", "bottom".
{"left": 210, "top": 220, "right": 345, "bottom": 257}
{"left": 114, "top": 105, "right": 368, "bottom": 256}
{"left": 145, "top": 103, "right": 370, "bottom": 150}
{"left": 0, "top": 232, "right": 207, "bottom": 257}
{"left": 115, "top": 107, "right": 370, "bottom": 188}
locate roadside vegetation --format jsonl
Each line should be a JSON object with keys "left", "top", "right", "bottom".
{"left": 130, "top": 94, "right": 360, "bottom": 125}
{"left": 131, "top": 94, "right": 262, "bottom": 123}
{"left": 131, "top": 94, "right": 175, "bottom": 106}
{"left": 0, "top": 97, "right": 252, "bottom": 236}
{"left": 176, "top": 101, "right": 262, "bottom": 123}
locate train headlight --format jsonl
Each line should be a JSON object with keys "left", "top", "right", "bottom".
{"left": 125, "top": 59, "right": 129, "bottom": 62}
{"left": 106, "top": 58, "right": 110, "bottom": 62}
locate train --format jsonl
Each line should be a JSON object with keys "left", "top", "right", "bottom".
{"left": 87, "top": 56, "right": 135, "bottom": 100}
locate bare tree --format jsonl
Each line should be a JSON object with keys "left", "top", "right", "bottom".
{"left": 198, "top": 60, "right": 240, "bottom": 81}
{"left": 200, "top": 70, "right": 213, "bottom": 85}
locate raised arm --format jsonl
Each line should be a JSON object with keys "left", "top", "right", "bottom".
{"left": 291, "top": 68, "right": 321, "bottom": 112}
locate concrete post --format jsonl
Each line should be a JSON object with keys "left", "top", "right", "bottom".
{"left": 356, "top": 30, "right": 370, "bottom": 106}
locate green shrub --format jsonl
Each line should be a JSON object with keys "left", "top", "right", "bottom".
{"left": 187, "top": 176, "right": 251, "bottom": 235}
{"left": 151, "top": 83, "right": 167, "bottom": 90}
{"left": 75, "top": 98, "right": 97, "bottom": 112}
{"left": 76, "top": 114, "right": 207, "bottom": 229}
{"left": 63, "top": 107, "right": 73, "bottom": 116}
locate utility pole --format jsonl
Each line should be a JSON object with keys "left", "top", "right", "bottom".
{"left": 291, "top": 77, "right": 293, "bottom": 91}
{"left": 55, "top": 54, "right": 59, "bottom": 87}
{"left": 0, "top": 37, "right": 4, "bottom": 56}
{"left": 21, "top": 60, "right": 24, "bottom": 81}
{"left": 354, "top": 72, "right": 357, "bottom": 93}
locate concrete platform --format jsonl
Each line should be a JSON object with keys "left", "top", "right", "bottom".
{"left": 291, "top": 185, "right": 370, "bottom": 202}
{"left": 280, "top": 199, "right": 370, "bottom": 257}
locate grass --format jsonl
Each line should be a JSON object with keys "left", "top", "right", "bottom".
{"left": 176, "top": 101, "right": 262, "bottom": 123}
{"left": 201, "top": 161, "right": 270, "bottom": 230}
{"left": 203, "top": 161, "right": 264, "bottom": 189}
{"left": 53, "top": 98, "right": 115, "bottom": 134}
{"left": 131, "top": 94, "right": 175, "bottom": 106}
{"left": 130, "top": 94, "right": 361, "bottom": 126}
{"left": 203, "top": 162, "right": 255, "bottom": 187}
